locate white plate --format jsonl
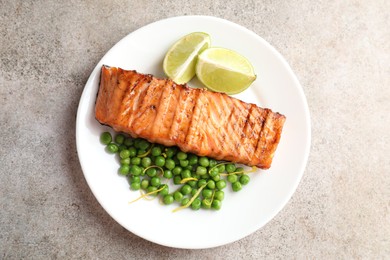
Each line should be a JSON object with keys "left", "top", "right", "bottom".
{"left": 76, "top": 16, "right": 311, "bottom": 249}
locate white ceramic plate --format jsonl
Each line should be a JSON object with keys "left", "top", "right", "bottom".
{"left": 76, "top": 16, "right": 311, "bottom": 249}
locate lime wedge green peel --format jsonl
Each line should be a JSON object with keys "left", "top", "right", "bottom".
{"left": 163, "top": 32, "right": 211, "bottom": 84}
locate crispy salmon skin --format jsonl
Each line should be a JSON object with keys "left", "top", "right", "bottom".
{"left": 95, "top": 66, "right": 286, "bottom": 169}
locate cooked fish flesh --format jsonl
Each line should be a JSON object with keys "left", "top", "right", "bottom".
{"left": 95, "top": 66, "right": 286, "bottom": 169}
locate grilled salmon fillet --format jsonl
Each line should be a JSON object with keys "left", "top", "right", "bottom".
{"left": 95, "top": 66, "right": 286, "bottom": 169}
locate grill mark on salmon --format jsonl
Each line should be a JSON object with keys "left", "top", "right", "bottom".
{"left": 206, "top": 92, "right": 228, "bottom": 159}
{"left": 95, "top": 66, "right": 286, "bottom": 169}
{"left": 251, "top": 108, "right": 269, "bottom": 164}
{"left": 152, "top": 80, "right": 178, "bottom": 145}
{"left": 120, "top": 72, "right": 142, "bottom": 129}
{"left": 126, "top": 76, "right": 152, "bottom": 137}
{"left": 241, "top": 104, "right": 255, "bottom": 164}
{"left": 132, "top": 78, "right": 164, "bottom": 137}
{"left": 187, "top": 90, "right": 211, "bottom": 155}
{"left": 169, "top": 87, "right": 199, "bottom": 145}
{"left": 232, "top": 99, "right": 251, "bottom": 161}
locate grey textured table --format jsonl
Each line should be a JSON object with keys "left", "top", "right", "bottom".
{"left": 1, "top": 1, "right": 389, "bottom": 259}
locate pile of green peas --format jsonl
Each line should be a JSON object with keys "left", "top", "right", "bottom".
{"left": 100, "top": 131, "right": 251, "bottom": 211}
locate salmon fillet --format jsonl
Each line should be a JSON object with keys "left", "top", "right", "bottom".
{"left": 95, "top": 66, "right": 286, "bottom": 169}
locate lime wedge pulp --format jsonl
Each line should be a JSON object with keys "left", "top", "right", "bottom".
{"left": 195, "top": 47, "right": 256, "bottom": 94}
{"left": 163, "top": 32, "right": 211, "bottom": 84}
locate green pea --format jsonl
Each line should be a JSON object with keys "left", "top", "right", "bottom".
{"left": 150, "top": 177, "right": 161, "bottom": 187}
{"left": 181, "top": 197, "right": 190, "bottom": 206}
{"left": 173, "top": 191, "right": 183, "bottom": 202}
{"left": 128, "top": 147, "right": 137, "bottom": 157}
{"left": 209, "top": 168, "right": 219, "bottom": 177}
{"left": 130, "top": 175, "right": 141, "bottom": 183}
{"left": 215, "top": 191, "right": 224, "bottom": 201}
{"left": 188, "top": 154, "right": 198, "bottom": 165}
{"left": 177, "top": 151, "right": 187, "bottom": 160}
{"left": 137, "top": 149, "right": 146, "bottom": 156}
{"left": 172, "top": 166, "right": 182, "bottom": 176}
{"left": 181, "top": 169, "right": 191, "bottom": 179}
{"left": 192, "top": 173, "right": 200, "bottom": 180}
{"left": 212, "top": 199, "right": 222, "bottom": 210}
{"left": 227, "top": 174, "right": 238, "bottom": 183}
{"left": 196, "top": 166, "right": 207, "bottom": 175}
{"left": 124, "top": 137, "right": 134, "bottom": 147}
{"left": 232, "top": 181, "right": 242, "bottom": 192}
{"left": 100, "top": 132, "right": 112, "bottom": 145}
{"left": 188, "top": 180, "right": 197, "bottom": 188}
{"left": 173, "top": 176, "right": 182, "bottom": 185}
{"left": 134, "top": 138, "right": 142, "bottom": 148}
{"left": 191, "top": 198, "right": 201, "bottom": 210}
{"left": 155, "top": 156, "right": 165, "bottom": 167}
{"left": 120, "top": 149, "right": 131, "bottom": 159}
{"left": 191, "top": 188, "right": 198, "bottom": 196}
{"left": 201, "top": 173, "right": 210, "bottom": 179}
{"left": 115, "top": 134, "right": 125, "bottom": 144}
{"left": 236, "top": 167, "right": 244, "bottom": 173}
{"left": 179, "top": 160, "right": 189, "bottom": 167}
{"left": 130, "top": 182, "right": 140, "bottom": 190}
{"left": 226, "top": 164, "right": 236, "bottom": 173}
{"left": 147, "top": 186, "right": 158, "bottom": 196}
{"left": 165, "top": 159, "right": 175, "bottom": 170}
{"left": 212, "top": 174, "right": 221, "bottom": 182}
{"left": 141, "top": 179, "right": 149, "bottom": 189}
{"left": 159, "top": 185, "right": 169, "bottom": 196}
{"left": 217, "top": 164, "right": 226, "bottom": 173}
{"left": 118, "top": 165, "right": 130, "bottom": 175}
{"left": 216, "top": 180, "right": 227, "bottom": 190}
{"left": 163, "top": 194, "right": 174, "bottom": 205}
{"left": 118, "top": 144, "right": 127, "bottom": 152}
{"left": 131, "top": 157, "right": 141, "bottom": 165}
{"left": 146, "top": 167, "right": 157, "bottom": 177}
{"left": 201, "top": 199, "right": 212, "bottom": 209}
{"left": 181, "top": 184, "right": 192, "bottom": 195}
{"left": 151, "top": 146, "right": 162, "bottom": 156}
{"left": 106, "top": 143, "right": 119, "bottom": 153}
{"left": 199, "top": 157, "right": 209, "bottom": 167}
{"left": 141, "top": 157, "right": 152, "bottom": 167}
{"left": 209, "top": 159, "right": 217, "bottom": 168}
{"left": 118, "top": 147, "right": 130, "bottom": 155}
{"left": 130, "top": 165, "right": 142, "bottom": 176}
{"left": 202, "top": 189, "right": 213, "bottom": 199}
{"left": 240, "top": 175, "right": 250, "bottom": 185}
{"left": 163, "top": 170, "right": 173, "bottom": 179}
{"left": 165, "top": 147, "right": 176, "bottom": 158}
{"left": 139, "top": 140, "right": 150, "bottom": 150}
{"left": 207, "top": 180, "right": 215, "bottom": 189}
{"left": 197, "top": 179, "right": 207, "bottom": 188}
{"left": 120, "top": 158, "right": 131, "bottom": 165}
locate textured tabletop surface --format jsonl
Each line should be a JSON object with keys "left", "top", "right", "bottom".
{"left": 1, "top": 1, "right": 389, "bottom": 259}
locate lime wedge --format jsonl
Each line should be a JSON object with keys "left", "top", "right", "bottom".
{"left": 163, "top": 32, "right": 211, "bottom": 84}
{"left": 195, "top": 47, "right": 256, "bottom": 94}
